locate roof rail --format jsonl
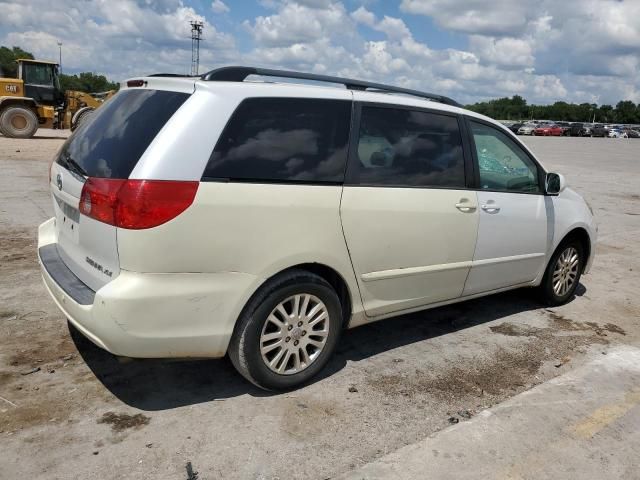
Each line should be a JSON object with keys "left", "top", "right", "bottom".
{"left": 200, "top": 66, "right": 461, "bottom": 107}
{"left": 147, "top": 73, "right": 199, "bottom": 78}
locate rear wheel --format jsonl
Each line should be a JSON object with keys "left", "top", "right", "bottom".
{"left": 0, "top": 106, "right": 39, "bottom": 138}
{"left": 228, "top": 269, "right": 342, "bottom": 390}
{"left": 539, "top": 240, "right": 584, "bottom": 306}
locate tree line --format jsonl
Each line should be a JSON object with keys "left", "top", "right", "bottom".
{"left": 466, "top": 95, "right": 640, "bottom": 124}
{"left": 0, "top": 45, "right": 118, "bottom": 93}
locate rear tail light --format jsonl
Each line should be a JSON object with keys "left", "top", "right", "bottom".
{"left": 79, "top": 178, "right": 198, "bottom": 229}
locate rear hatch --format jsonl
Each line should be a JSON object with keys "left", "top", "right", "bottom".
{"left": 50, "top": 87, "right": 191, "bottom": 292}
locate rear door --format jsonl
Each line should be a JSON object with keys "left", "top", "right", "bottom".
{"left": 50, "top": 88, "right": 190, "bottom": 291}
{"left": 340, "top": 102, "right": 479, "bottom": 317}
{"left": 462, "top": 119, "right": 548, "bottom": 296}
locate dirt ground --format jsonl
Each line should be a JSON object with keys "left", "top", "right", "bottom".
{"left": 0, "top": 131, "right": 639, "bottom": 480}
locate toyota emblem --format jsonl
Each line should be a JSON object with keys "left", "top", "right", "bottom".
{"left": 56, "top": 173, "right": 63, "bottom": 191}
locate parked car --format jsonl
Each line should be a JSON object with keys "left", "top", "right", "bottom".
{"left": 518, "top": 123, "right": 537, "bottom": 135}
{"left": 533, "top": 124, "right": 564, "bottom": 136}
{"left": 623, "top": 128, "right": 639, "bottom": 138}
{"left": 569, "top": 123, "right": 585, "bottom": 136}
{"left": 508, "top": 122, "right": 524, "bottom": 134}
{"left": 555, "top": 122, "right": 572, "bottom": 136}
{"left": 608, "top": 128, "right": 628, "bottom": 138}
{"left": 591, "top": 124, "right": 608, "bottom": 137}
{"left": 38, "top": 67, "right": 597, "bottom": 390}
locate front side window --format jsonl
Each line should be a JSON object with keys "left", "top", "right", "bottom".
{"left": 204, "top": 98, "right": 351, "bottom": 183}
{"left": 470, "top": 121, "right": 540, "bottom": 193}
{"left": 349, "top": 106, "right": 466, "bottom": 188}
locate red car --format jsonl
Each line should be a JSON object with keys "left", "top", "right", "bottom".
{"left": 533, "top": 124, "right": 564, "bottom": 136}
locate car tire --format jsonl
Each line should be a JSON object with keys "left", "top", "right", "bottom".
{"left": 228, "top": 269, "right": 343, "bottom": 391}
{"left": 538, "top": 239, "right": 585, "bottom": 306}
{"left": 0, "top": 106, "right": 39, "bottom": 138}
{"left": 71, "top": 107, "right": 94, "bottom": 132}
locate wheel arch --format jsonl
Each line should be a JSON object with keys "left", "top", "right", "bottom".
{"left": 243, "top": 262, "right": 355, "bottom": 331}
{"left": 0, "top": 97, "right": 38, "bottom": 113}
{"left": 290, "top": 263, "right": 353, "bottom": 328}
{"left": 557, "top": 227, "right": 592, "bottom": 273}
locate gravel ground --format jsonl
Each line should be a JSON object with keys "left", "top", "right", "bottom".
{"left": 0, "top": 131, "right": 638, "bottom": 480}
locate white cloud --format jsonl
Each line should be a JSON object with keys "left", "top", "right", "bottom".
{"left": 0, "top": 0, "right": 637, "bottom": 105}
{"left": 469, "top": 36, "right": 534, "bottom": 68}
{"left": 400, "top": 0, "right": 531, "bottom": 36}
{"left": 351, "top": 6, "right": 375, "bottom": 27}
{"left": 352, "top": 7, "right": 411, "bottom": 40}
{"left": 0, "top": 0, "right": 236, "bottom": 78}
{"left": 245, "top": 1, "right": 354, "bottom": 47}
{"left": 211, "top": 0, "right": 229, "bottom": 14}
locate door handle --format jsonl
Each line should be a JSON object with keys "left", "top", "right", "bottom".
{"left": 481, "top": 204, "right": 501, "bottom": 213}
{"left": 455, "top": 202, "right": 476, "bottom": 213}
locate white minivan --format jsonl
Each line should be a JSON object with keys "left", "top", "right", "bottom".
{"left": 38, "top": 67, "right": 596, "bottom": 390}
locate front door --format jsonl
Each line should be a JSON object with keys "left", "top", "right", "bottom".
{"left": 340, "top": 102, "right": 479, "bottom": 317}
{"left": 463, "top": 120, "right": 548, "bottom": 296}
{"left": 22, "top": 62, "right": 57, "bottom": 104}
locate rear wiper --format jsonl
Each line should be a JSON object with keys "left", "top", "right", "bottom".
{"left": 63, "top": 154, "right": 88, "bottom": 177}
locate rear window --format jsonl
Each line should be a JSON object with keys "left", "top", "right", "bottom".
{"left": 203, "top": 97, "right": 351, "bottom": 183}
{"left": 56, "top": 89, "right": 189, "bottom": 179}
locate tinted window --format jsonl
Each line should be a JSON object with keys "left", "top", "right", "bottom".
{"left": 56, "top": 89, "right": 189, "bottom": 178}
{"left": 349, "top": 106, "right": 465, "bottom": 187}
{"left": 203, "top": 98, "right": 351, "bottom": 183}
{"left": 470, "top": 121, "right": 540, "bottom": 193}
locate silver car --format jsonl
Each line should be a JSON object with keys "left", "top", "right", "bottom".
{"left": 518, "top": 123, "right": 537, "bottom": 135}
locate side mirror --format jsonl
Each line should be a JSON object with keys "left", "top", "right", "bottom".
{"left": 545, "top": 172, "right": 566, "bottom": 195}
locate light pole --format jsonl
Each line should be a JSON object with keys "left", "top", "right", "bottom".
{"left": 57, "top": 41, "right": 62, "bottom": 72}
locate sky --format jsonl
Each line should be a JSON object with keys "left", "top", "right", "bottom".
{"left": 1, "top": 0, "right": 639, "bottom": 105}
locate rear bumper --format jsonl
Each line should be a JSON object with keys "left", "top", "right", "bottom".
{"left": 38, "top": 218, "right": 258, "bottom": 358}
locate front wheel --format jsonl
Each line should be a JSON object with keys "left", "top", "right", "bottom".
{"left": 228, "top": 270, "right": 342, "bottom": 390}
{"left": 539, "top": 241, "right": 584, "bottom": 306}
{"left": 71, "top": 107, "right": 94, "bottom": 132}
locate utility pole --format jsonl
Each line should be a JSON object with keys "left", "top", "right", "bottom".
{"left": 57, "top": 41, "right": 62, "bottom": 72}
{"left": 190, "top": 21, "right": 204, "bottom": 76}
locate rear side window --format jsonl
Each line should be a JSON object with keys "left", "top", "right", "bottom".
{"left": 348, "top": 106, "right": 466, "bottom": 188}
{"left": 56, "top": 89, "right": 189, "bottom": 178}
{"left": 203, "top": 98, "right": 351, "bottom": 183}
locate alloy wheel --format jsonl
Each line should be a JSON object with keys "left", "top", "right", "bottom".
{"left": 260, "top": 294, "right": 330, "bottom": 375}
{"left": 552, "top": 247, "right": 580, "bottom": 297}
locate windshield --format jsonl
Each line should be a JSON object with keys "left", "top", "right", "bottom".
{"left": 56, "top": 89, "right": 189, "bottom": 178}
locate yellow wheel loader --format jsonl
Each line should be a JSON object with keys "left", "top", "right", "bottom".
{"left": 0, "top": 59, "right": 115, "bottom": 138}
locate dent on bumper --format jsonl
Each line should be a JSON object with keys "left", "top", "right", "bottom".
{"left": 38, "top": 218, "right": 258, "bottom": 358}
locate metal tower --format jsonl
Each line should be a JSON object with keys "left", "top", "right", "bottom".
{"left": 190, "top": 21, "right": 204, "bottom": 76}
